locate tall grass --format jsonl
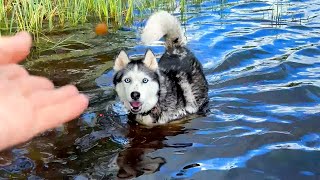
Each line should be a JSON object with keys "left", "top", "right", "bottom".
{"left": 0, "top": 0, "right": 205, "bottom": 59}
{"left": 0, "top": 0, "right": 181, "bottom": 38}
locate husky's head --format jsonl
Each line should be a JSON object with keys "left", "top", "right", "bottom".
{"left": 113, "top": 50, "right": 160, "bottom": 114}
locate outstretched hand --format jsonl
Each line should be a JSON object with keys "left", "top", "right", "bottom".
{"left": 0, "top": 32, "right": 32, "bottom": 65}
{"left": 0, "top": 32, "right": 89, "bottom": 150}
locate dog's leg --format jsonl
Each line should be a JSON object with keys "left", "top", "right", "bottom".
{"left": 135, "top": 114, "right": 156, "bottom": 126}
{"left": 178, "top": 75, "right": 199, "bottom": 114}
{"left": 158, "top": 108, "right": 187, "bottom": 124}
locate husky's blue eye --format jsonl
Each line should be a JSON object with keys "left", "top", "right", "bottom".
{"left": 142, "top": 78, "right": 149, "bottom": 83}
{"left": 124, "top": 78, "right": 131, "bottom": 83}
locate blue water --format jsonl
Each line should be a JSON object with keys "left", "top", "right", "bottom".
{"left": 1, "top": 0, "right": 320, "bottom": 179}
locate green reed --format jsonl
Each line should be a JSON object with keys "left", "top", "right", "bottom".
{"left": 0, "top": 0, "right": 207, "bottom": 37}
{"left": 0, "top": 0, "right": 186, "bottom": 38}
{"left": 0, "top": 0, "right": 204, "bottom": 59}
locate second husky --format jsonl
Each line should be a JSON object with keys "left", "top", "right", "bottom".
{"left": 113, "top": 11, "right": 208, "bottom": 125}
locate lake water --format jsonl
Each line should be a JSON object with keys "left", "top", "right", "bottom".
{"left": 1, "top": 0, "right": 320, "bottom": 179}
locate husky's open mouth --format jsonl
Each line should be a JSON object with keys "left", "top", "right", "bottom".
{"left": 130, "top": 101, "right": 142, "bottom": 113}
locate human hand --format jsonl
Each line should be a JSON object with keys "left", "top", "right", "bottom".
{"left": 0, "top": 31, "right": 32, "bottom": 65}
{"left": 0, "top": 32, "right": 89, "bottom": 150}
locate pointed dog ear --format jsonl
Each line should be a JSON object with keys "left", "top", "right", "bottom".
{"left": 114, "top": 50, "right": 130, "bottom": 71}
{"left": 143, "top": 49, "right": 158, "bottom": 71}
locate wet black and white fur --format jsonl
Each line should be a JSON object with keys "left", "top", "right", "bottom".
{"left": 113, "top": 11, "right": 208, "bottom": 126}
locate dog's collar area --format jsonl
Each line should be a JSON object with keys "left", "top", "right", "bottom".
{"left": 140, "top": 107, "right": 156, "bottom": 116}
{"left": 140, "top": 110, "right": 152, "bottom": 116}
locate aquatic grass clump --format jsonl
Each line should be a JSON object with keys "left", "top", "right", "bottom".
{"left": 0, "top": 0, "right": 187, "bottom": 38}
{"left": 0, "top": 0, "right": 204, "bottom": 59}
{"left": 0, "top": 0, "right": 110, "bottom": 36}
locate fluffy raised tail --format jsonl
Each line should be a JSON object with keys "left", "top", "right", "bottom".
{"left": 141, "top": 11, "right": 186, "bottom": 49}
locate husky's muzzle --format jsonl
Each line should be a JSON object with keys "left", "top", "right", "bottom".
{"left": 130, "top": 91, "right": 142, "bottom": 113}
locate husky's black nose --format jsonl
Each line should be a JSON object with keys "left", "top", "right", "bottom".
{"left": 131, "top": 91, "right": 140, "bottom": 100}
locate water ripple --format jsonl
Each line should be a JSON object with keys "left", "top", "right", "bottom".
{"left": 171, "top": 133, "right": 320, "bottom": 178}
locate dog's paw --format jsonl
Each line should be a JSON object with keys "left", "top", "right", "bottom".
{"left": 158, "top": 118, "right": 168, "bottom": 124}
{"left": 136, "top": 115, "right": 156, "bottom": 126}
{"left": 185, "top": 104, "right": 198, "bottom": 114}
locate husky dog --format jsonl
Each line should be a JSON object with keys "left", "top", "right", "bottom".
{"left": 113, "top": 11, "right": 208, "bottom": 125}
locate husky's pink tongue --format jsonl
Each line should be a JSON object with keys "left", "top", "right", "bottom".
{"left": 130, "top": 102, "right": 141, "bottom": 108}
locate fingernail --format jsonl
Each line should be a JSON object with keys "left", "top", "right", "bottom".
{"left": 15, "top": 31, "right": 32, "bottom": 43}
{"left": 80, "top": 94, "right": 90, "bottom": 103}
{"left": 15, "top": 31, "right": 29, "bottom": 37}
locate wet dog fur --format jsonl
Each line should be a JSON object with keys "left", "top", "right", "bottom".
{"left": 113, "top": 11, "right": 208, "bottom": 126}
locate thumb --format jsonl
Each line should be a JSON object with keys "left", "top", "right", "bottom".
{"left": 0, "top": 31, "right": 32, "bottom": 65}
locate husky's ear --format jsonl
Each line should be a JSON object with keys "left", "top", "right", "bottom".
{"left": 143, "top": 49, "right": 158, "bottom": 71}
{"left": 114, "top": 50, "right": 130, "bottom": 71}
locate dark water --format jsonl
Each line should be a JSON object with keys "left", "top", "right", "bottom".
{"left": 1, "top": 0, "right": 320, "bottom": 179}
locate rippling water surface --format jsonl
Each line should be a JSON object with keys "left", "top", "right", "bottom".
{"left": 1, "top": 0, "right": 320, "bottom": 179}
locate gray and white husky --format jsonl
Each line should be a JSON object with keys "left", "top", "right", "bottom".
{"left": 113, "top": 11, "right": 208, "bottom": 126}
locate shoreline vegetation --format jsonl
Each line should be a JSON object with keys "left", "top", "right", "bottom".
{"left": 0, "top": 0, "right": 202, "bottom": 59}
{"left": 0, "top": 0, "right": 175, "bottom": 36}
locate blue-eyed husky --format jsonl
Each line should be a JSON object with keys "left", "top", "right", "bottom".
{"left": 113, "top": 11, "right": 208, "bottom": 125}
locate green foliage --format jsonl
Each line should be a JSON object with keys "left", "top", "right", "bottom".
{"left": 0, "top": 0, "right": 204, "bottom": 58}
{"left": 0, "top": 0, "right": 187, "bottom": 38}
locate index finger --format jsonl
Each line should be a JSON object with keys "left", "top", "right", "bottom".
{"left": 0, "top": 32, "right": 32, "bottom": 64}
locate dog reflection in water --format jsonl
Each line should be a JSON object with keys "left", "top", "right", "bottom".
{"left": 75, "top": 113, "right": 195, "bottom": 179}
{"left": 114, "top": 120, "right": 186, "bottom": 179}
